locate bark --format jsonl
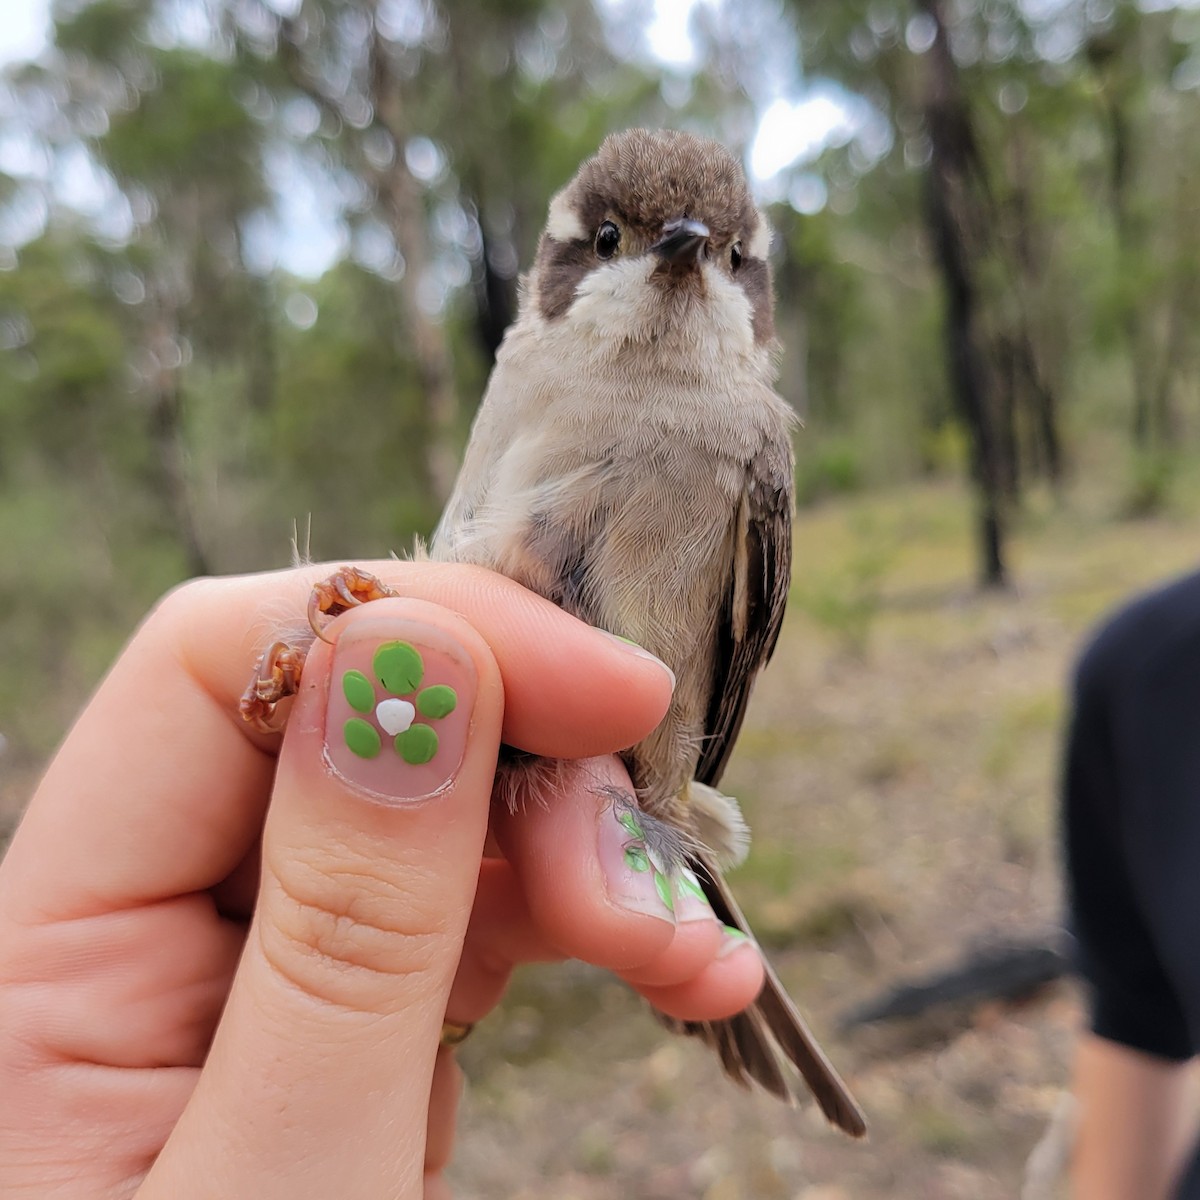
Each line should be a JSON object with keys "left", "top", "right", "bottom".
{"left": 366, "top": 24, "right": 459, "bottom": 504}
{"left": 1025, "top": 363, "right": 1064, "bottom": 488}
{"left": 772, "top": 235, "right": 815, "bottom": 422}
{"left": 242, "top": 260, "right": 276, "bottom": 415}
{"left": 470, "top": 202, "right": 517, "bottom": 364}
{"left": 146, "top": 313, "right": 210, "bottom": 578}
{"left": 1006, "top": 127, "right": 1064, "bottom": 489}
{"left": 915, "top": 0, "right": 1008, "bottom": 589}
{"left": 994, "top": 334, "right": 1020, "bottom": 501}
{"left": 1096, "top": 79, "right": 1154, "bottom": 447}
{"left": 1090, "top": 44, "right": 1194, "bottom": 454}
{"left": 1151, "top": 282, "right": 1185, "bottom": 447}
{"left": 277, "top": 13, "right": 461, "bottom": 506}
{"left": 372, "top": 150, "right": 460, "bottom": 503}
{"left": 440, "top": 11, "right": 518, "bottom": 367}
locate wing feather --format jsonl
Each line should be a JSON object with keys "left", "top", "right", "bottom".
{"left": 695, "top": 443, "right": 793, "bottom": 786}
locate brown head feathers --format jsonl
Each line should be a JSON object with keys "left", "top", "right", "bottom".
{"left": 559, "top": 128, "right": 755, "bottom": 249}
{"left": 532, "top": 128, "right": 774, "bottom": 343}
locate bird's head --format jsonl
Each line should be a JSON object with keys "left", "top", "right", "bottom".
{"left": 528, "top": 129, "right": 774, "bottom": 355}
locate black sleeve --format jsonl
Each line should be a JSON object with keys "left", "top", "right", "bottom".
{"left": 1063, "top": 580, "right": 1198, "bottom": 1062}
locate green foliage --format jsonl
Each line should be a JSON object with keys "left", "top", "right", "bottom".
{"left": 794, "top": 436, "right": 864, "bottom": 506}
{"left": 1121, "top": 449, "right": 1178, "bottom": 518}
{"left": 983, "top": 691, "right": 1063, "bottom": 783}
{"left": 7, "top": 0, "right": 1200, "bottom": 764}
{"left": 791, "top": 514, "right": 896, "bottom": 658}
{"left": 103, "top": 51, "right": 261, "bottom": 192}
{"left": 772, "top": 204, "right": 865, "bottom": 427}
{"left": 268, "top": 264, "right": 445, "bottom": 551}
{"left": 919, "top": 422, "right": 969, "bottom": 478}
{"left": 911, "top": 1103, "right": 976, "bottom": 1159}
{"left": 53, "top": 0, "right": 154, "bottom": 63}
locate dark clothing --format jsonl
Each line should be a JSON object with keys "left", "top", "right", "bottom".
{"left": 1064, "top": 568, "right": 1200, "bottom": 1196}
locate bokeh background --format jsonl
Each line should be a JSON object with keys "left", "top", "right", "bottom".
{"left": 4, "top": 0, "right": 1200, "bottom": 1195}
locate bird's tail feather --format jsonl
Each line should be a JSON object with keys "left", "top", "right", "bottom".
{"left": 661, "top": 853, "right": 867, "bottom": 1139}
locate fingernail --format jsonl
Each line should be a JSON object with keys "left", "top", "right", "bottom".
{"left": 592, "top": 628, "right": 676, "bottom": 690}
{"left": 716, "top": 924, "right": 756, "bottom": 959}
{"left": 597, "top": 796, "right": 676, "bottom": 923}
{"left": 675, "top": 868, "right": 717, "bottom": 924}
{"left": 324, "top": 618, "right": 477, "bottom": 803}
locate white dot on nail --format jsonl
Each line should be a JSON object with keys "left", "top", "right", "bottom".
{"left": 375, "top": 698, "right": 416, "bottom": 736}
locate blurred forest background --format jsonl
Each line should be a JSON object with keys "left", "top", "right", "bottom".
{"left": 4, "top": 0, "right": 1200, "bottom": 1195}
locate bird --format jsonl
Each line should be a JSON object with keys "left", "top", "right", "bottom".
{"left": 424, "top": 127, "right": 866, "bottom": 1137}
{"left": 240, "top": 127, "right": 865, "bottom": 1136}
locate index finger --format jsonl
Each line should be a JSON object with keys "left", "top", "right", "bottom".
{"left": 2, "top": 562, "right": 674, "bottom": 921}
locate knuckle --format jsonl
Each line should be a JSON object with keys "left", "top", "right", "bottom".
{"left": 145, "top": 576, "right": 229, "bottom": 653}
{"left": 151, "top": 575, "right": 218, "bottom": 625}
{"left": 0, "top": 986, "right": 43, "bottom": 1066}
{"left": 260, "top": 847, "right": 451, "bottom": 1014}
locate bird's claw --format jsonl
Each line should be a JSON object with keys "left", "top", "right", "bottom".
{"left": 307, "top": 566, "right": 399, "bottom": 642}
{"left": 240, "top": 566, "right": 399, "bottom": 732}
{"left": 239, "top": 640, "right": 306, "bottom": 733}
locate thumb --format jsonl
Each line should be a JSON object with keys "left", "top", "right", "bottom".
{"left": 142, "top": 599, "right": 502, "bottom": 1200}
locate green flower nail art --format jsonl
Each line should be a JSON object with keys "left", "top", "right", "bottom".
{"left": 616, "top": 805, "right": 674, "bottom": 913}
{"left": 340, "top": 641, "right": 458, "bottom": 764}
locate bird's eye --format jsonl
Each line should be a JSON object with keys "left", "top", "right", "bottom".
{"left": 595, "top": 221, "right": 621, "bottom": 259}
{"left": 730, "top": 241, "right": 744, "bottom": 271}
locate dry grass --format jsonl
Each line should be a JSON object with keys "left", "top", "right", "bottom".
{"left": 449, "top": 479, "right": 1200, "bottom": 1199}
{"left": 4, "top": 475, "right": 1198, "bottom": 1197}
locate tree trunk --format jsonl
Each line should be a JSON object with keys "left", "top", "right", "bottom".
{"left": 1095, "top": 84, "right": 1154, "bottom": 448}
{"left": 1151, "top": 288, "right": 1184, "bottom": 447}
{"left": 1005, "top": 125, "right": 1065, "bottom": 490}
{"left": 276, "top": 13, "right": 462, "bottom": 509}
{"left": 367, "top": 27, "right": 460, "bottom": 505}
{"left": 375, "top": 159, "right": 461, "bottom": 504}
{"left": 994, "top": 334, "right": 1020, "bottom": 502}
{"left": 1025, "top": 364, "right": 1064, "bottom": 488}
{"left": 916, "top": 0, "right": 1008, "bottom": 589}
{"left": 470, "top": 201, "right": 518, "bottom": 364}
{"left": 146, "top": 314, "right": 210, "bottom": 578}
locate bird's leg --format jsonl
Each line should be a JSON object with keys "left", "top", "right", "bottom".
{"left": 598, "top": 785, "right": 697, "bottom": 915}
{"left": 491, "top": 748, "right": 572, "bottom": 814}
{"left": 239, "top": 566, "right": 399, "bottom": 733}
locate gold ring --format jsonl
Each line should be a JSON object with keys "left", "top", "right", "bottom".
{"left": 440, "top": 1020, "right": 475, "bottom": 1048}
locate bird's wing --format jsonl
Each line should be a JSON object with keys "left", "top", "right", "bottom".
{"left": 694, "top": 440, "right": 792, "bottom": 787}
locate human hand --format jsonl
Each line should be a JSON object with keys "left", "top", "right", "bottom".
{"left": 0, "top": 563, "right": 764, "bottom": 1199}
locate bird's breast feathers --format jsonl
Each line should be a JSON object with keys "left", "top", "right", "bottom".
{"left": 483, "top": 262, "right": 791, "bottom": 460}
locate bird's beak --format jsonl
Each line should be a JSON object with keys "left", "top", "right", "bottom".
{"left": 651, "top": 217, "right": 710, "bottom": 267}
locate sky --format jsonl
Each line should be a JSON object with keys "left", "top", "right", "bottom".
{"left": 0, "top": 0, "right": 48, "bottom": 66}
{"left": 0, "top": 0, "right": 859, "bottom": 274}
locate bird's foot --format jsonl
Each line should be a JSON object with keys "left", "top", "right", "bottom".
{"left": 239, "top": 566, "right": 399, "bottom": 733}
{"left": 240, "top": 638, "right": 309, "bottom": 732}
{"left": 306, "top": 566, "right": 399, "bottom": 642}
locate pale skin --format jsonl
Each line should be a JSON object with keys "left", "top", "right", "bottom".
{"left": 1071, "top": 1033, "right": 1199, "bottom": 1200}
{"left": 0, "top": 562, "right": 765, "bottom": 1200}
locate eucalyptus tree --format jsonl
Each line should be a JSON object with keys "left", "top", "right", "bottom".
{"left": 218, "top": 0, "right": 668, "bottom": 503}
{"left": 7, "top": 0, "right": 273, "bottom": 575}
{"left": 766, "top": 0, "right": 1094, "bottom": 586}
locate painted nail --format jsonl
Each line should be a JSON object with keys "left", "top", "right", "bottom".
{"left": 592, "top": 628, "right": 676, "bottom": 690}
{"left": 716, "top": 924, "right": 756, "bottom": 959}
{"left": 597, "top": 797, "right": 676, "bottom": 923}
{"left": 323, "top": 618, "right": 477, "bottom": 803}
{"left": 675, "top": 868, "right": 717, "bottom": 924}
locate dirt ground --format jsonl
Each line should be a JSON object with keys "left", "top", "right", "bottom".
{"left": 446, "top": 482, "right": 1200, "bottom": 1199}
{"left": 4, "top": 479, "right": 1198, "bottom": 1198}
